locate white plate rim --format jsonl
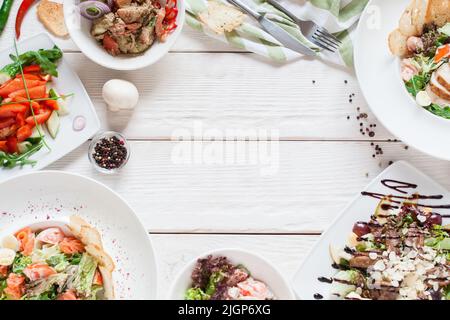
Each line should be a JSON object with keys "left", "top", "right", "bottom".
{"left": 354, "top": 0, "right": 450, "bottom": 161}
{"left": 167, "top": 247, "right": 296, "bottom": 300}
{"left": 291, "top": 160, "right": 450, "bottom": 299}
{"left": 0, "top": 169, "right": 158, "bottom": 299}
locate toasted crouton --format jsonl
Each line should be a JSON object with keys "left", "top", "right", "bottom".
{"left": 198, "top": 1, "right": 245, "bottom": 34}
{"left": 388, "top": 29, "right": 410, "bottom": 57}
{"left": 37, "top": 0, "right": 68, "bottom": 38}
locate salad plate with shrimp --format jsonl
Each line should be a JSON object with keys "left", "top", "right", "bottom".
{"left": 0, "top": 216, "right": 114, "bottom": 300}
{"left": 354, "top": 0, "right": 450, "bottom": 161}
{"left": 0, "top": 170, "right": 158, "bottom": 299}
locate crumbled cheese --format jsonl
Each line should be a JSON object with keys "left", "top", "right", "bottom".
{"left": 369, "top": 252, "right": 378, "bottom": 260}
{"left": 373, "top": 260, "right": 386, "bottom": 271}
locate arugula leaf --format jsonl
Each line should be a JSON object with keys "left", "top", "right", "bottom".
{"left": 0, "top": 137, "right": 44, "bottom": 169}
{"left": 1, "top": 46, "right": 63, "bottom": 77}
{"left": 425, "top": 104, "right": 450, "bottom": 119}
{"left": 405, "top": 74, "right": 429, "bottom": 97}
{"left": 12, "top": 254, "right": 32, "bottom": 274}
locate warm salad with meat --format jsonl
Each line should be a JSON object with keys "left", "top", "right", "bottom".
{"left": 389, "top": 0, "right": 450, "bottom": 119}
{"left": 0, "top": 216, "right": 114, "bottom": 300}
{"left": 328, "top": 198, "right": 450, "bottom": 300}
{"left": 185, "top": 255, "right": 275, "bottom": 300}
{"left": 79, "top": 0, "right": 178, "bottom": 56}
{"left": 0, "top": 45, "right": 72, "bottom": 168}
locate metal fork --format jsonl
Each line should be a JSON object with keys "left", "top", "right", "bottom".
{"left": 265, "top": 0, "right": 341, "bottom": 52}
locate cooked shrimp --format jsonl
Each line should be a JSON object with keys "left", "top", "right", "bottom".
{"left": 4, "top": 273, "right": 25, "bottom": 300}
{"left": 59, "top": 237, "right": 85, "bottom": 254}
{"left": 23, "top": 263, "right": 57, "bottom": 281}
{"left": 36, "top": 227, "right": 65, "bottom": 245}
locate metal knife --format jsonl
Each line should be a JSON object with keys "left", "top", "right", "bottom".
{"left": 227, "top": 0, "right": 316, "bottom": 56}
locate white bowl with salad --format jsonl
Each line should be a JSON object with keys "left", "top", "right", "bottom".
{"left": 64, "top": 0, "right": 185, "bottom": 70}
{"left": 168, "top": 248, "right": 296, "bottom": 300}
{"left": 354, "top": 0, "right": 450, "bottom": 161}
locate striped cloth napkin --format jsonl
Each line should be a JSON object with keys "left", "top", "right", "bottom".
{"left": 185, "top": 0, "right": 369, "bottom": 67}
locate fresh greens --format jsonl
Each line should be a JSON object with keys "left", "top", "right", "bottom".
{"left": 68, "top": 253, "right": 82, "bottom": 265}
{"left": 0, "top": 279, "right": 6, "bottom": 300}
{"left": 12, "top": 254, "right": 32, "bottom": 274}
{"left": 185, "top": 288, "right": 210, "bottom": 300}
{"left": 205, "top": 271, "right": 225, "bottom": 296}
{"left": 424, "top": 104, "right": 450, "bottom": 119}
{"left": 73, "top": 253, "right": 98, "bottom": 298}
{"left": 46, "top": 254, "right": 69, "bottom": 272}
{"left": 0, "top": 137, "right": 44, "bottom": 169}
{"left": 0, "top": 46, "right": 63, "bottom": 78}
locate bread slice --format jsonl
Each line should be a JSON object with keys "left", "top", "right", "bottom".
{"left": 425, "top": 0, "right": 450, "bottom": 27}
{"left": 388, "top": 29, "right": 409, "bottom": 57}
{"left": 198, "top": 1, "right": 245, "bottom": 34}
{"left": 399, "top": 0, "right": 419, "bottom": 36}
{"left": 412, "top": 0, "right": 427, "bottom": 34}
{"left": 37, "top": 0, "right": 68, "bottom": 38}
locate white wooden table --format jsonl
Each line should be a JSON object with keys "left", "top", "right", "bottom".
{"left": 3, "top": 2, "right": 450, "bottom": 298}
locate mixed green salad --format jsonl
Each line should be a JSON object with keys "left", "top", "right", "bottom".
{"left": 401, "top": 23, "right": 450, "bottom": 119}
{"left": 185, "top": 255, "right": 274, "bottom": 300}
{"left": 328, "top": 198, "right": 450, "bottom": 300}
{"left": 0, "top": 218, "right": 113, "bottom": 300}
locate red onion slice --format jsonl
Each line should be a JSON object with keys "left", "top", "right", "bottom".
{"left": 79, "top": 1, "right": 111, "bottom": 20}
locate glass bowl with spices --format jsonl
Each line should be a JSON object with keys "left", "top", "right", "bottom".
{"left": 88, "top": 131, "right": 130, "bottom": 174}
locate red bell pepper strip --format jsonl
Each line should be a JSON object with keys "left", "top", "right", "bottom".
{"left": 15, "top": 0, "right": 35, "bottom": 39}
{"left": 6, "top": 136, "right": 18, "bottom": 153}
{"left": 0, "top": 140, "right": 7, "bottom": 152}
{"left": 22, "top": 65, "right": 41, "bottom": 73}
{"left": 0, "top": 104, "right": 28, "bottom": 118}
{"left": 8, "top": 85, "right": 47, "bottom": 99}
{"left": 25, "top": 109, "right": 51, "bottom": 126}
{"left": 16, "top": 124, "right": 32, "bottom": 142}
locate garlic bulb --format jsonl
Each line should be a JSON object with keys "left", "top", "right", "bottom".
{"left": 102, "top": 79, "right": 139, "bottom": 112}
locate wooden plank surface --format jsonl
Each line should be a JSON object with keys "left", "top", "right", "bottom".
{"left": 48, "top": 140, "right": 450, "bottom": 233}
{"left": 151, "top": 234, "right": 318, "bottom": 298}
{"left": 62, "top": 52, "right": 388, "bottom": 141}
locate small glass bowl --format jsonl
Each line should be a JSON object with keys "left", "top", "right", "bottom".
{"left": 88, "top": 131, "right": 130, "bottom": 174}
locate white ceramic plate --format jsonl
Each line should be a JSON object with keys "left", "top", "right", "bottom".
{"left": 64, "top": 0, "right": 185, "bottom": 70}
{"left": 354, "top": 0, "right": 450, "bottom": 160}
{"left": 292, "top": 161, "right": 450, "bottom": 300}
{"left": 168, "top": 248, "right": 296, "bottom": 300}
{"left": 0, "top": 33, "right": 100, "bottom": 181}
{"left": 0, "top": 171, "right": 157, "bottom": 300}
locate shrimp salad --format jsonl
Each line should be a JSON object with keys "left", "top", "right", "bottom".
{"left": 327, "top": 198, "right": 450, "bottom": 300}
{"left": 185, "top": 255, "right": 275, "bottom": 300}
{"left": 0, "top": 216, "right": 114, "bottom": 300}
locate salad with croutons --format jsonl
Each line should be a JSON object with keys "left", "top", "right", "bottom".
{"left": 0, "top": 216, "right": 114, "bottom": 300}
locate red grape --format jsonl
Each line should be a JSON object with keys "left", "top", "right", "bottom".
{"left": 352, "top": 222, "right": 370, "bottom": 237}
{"left": 427, "top": 214, "right": 442, "bottom": 226}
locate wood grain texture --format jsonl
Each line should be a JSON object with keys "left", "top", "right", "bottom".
{"left": 150, "top": 234, "right": 319, "bottom": 298}
{"left": 47, "top": 140, "right": 450, "bottom": 233}
{"left": 61, "top": 53, "right": 390, "bottom": 140}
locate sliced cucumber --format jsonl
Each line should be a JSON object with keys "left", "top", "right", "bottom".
{"left": 46, "top": 111, "right": 60, "bottom": 139}
{"left": 0, "top": 72, "right": 11, "bottom": 85}
{"left": 17, "top": 141, "right": 32, "bottom": 154}
{"left": 30, "top": 125, "right": 45, "bottom": 138}
{"left": 49, "top": 88, "right": 71, "bottom": 116}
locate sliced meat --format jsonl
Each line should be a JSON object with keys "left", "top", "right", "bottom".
{"left": 369, "top": 288, "right": 399, "bottom": 300}
{"left": 91, "top": 13, "right": 115, "bottom": 36}
{"left": 429, "top": 71, "right": 450, "bottom": 102}
{"left": 349, "top": 256, "right": 375, "bottom": 269}
{"left": 116, "top": 5, "right": 151, "bottom": 24}
{"left": 436, "top": 63, "right": 450, "bottom": 92}
{"left": 426, "top": 84, "right": 450, "bottom": 106}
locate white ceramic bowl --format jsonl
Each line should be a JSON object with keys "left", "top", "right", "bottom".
{"left": 64, "top": 0, "right": 185, "bottom": 70}
{"left": 168, "top": 248, "right": 296, "bottom": 300}
{"left": 0, "top": 171, "right": 157, "bottom": 300}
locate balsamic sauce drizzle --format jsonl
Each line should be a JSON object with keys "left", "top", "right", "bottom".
{"left": 316, "top": 178, "right": 450, "bottom": 297}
